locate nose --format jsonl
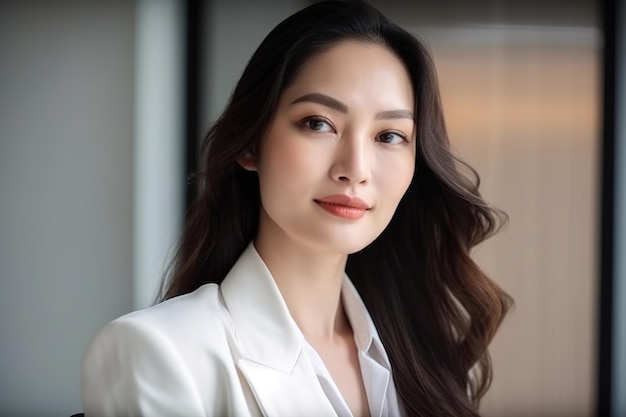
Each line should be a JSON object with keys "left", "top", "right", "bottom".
{"left": 329, "top": 132, "right": 371, "bottom": 185}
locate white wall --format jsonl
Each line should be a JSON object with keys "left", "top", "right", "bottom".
{"left": 133, "top": 0, "right": 185, "bottom": 310}
{"left": 0, "top": 1, "right": 135, "bottom": 415}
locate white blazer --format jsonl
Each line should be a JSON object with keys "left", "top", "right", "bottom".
{"left": 81, "top": 243, "right": 398, "bottom": 417}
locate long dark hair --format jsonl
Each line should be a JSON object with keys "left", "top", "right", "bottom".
{"left": 160, "top": 1, "right": 512, "bottom": 416}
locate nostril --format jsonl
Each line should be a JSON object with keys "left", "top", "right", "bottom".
{"left": 338, "top": 176, "right": 349, "bottom": 181}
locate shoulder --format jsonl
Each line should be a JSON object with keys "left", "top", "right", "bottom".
{"left": 100, "top": 283, "right": 232, "bottom": 350}
{"left": 85, "top": 282, "right": 235, "bottom": 366}
{"left": 81, "top": 284, "right": 240, "bottom": 416}
{"left": 119, "top": 283, "right": 230, "bottom": 336}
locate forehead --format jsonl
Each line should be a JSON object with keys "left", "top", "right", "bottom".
{"left": 279, "top": 40, "right": 414, "bottom": 109}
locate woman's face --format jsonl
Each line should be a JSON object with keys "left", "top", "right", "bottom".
{"left": 251, "top": 40, "right": 416, "bottom": 255}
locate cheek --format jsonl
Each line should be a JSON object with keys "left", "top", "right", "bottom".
{"left": 260, "top": 129, "right": 327, "bottom": 180}
{"left": 377, "top": 152, "right": 416, "bottom": 202}
{"left": 277, "top": 147, "right": 315, "bottom": 178}
{"left": 257, "top": 136, "right": 326, "bottom": 199}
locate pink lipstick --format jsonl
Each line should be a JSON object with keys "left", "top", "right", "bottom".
{"left": 314, "top": 195, "right": 370, "bottom": 220}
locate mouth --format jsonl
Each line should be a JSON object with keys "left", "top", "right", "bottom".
{"left": 313, "top": 195, "right": 370, "bottom": 220}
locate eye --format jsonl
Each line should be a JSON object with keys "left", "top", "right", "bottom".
{"left": 300, "top": 116, "right": 335, "bottom": 133}
{"left": 377, "top": 131, "right": 407, "bottom": 145}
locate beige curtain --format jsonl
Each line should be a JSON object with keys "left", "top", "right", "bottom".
{"left": 428, "top": 25, "right": 600, "bottom": 417}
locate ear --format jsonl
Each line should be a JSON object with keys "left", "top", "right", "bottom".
{"left": 238, "top": 151, "right": 257, "bottom": 171}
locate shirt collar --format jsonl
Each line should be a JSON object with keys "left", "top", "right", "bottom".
{"left": 341, "top": 275, "right": 392, "bottom": 369}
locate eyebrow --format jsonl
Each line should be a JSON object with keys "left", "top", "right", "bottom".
{"left": 375, "top": 109, "right": 414, "bottom": 121}
{"left": 290, "top": 93, "right": 414, "bottom": 121}
{"left": 291, "top": 93, "right": 348, "bottom": 113}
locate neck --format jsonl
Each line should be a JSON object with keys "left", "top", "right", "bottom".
{"left": 254, "top": 228, "right": 351, "bottom": 341}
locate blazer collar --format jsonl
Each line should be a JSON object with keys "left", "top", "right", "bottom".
{"left": 219, "top": 244, "right": 338, "bottom": 416}
{"left": 219, "top": 242, "right": 305, "bottom": 372}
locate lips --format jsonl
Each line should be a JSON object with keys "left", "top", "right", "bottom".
{"left": 313, "top": 194, "right": 370, "bottom": 219}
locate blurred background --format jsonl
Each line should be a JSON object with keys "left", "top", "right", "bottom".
{"left": 0, "top": 0, "right": 624, "bottom": 416}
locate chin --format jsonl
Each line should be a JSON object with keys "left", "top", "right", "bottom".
{"left": 306, "top": 231, "right": 381, "bottom": 256}
{"left": 284, "top": 218, "right": 389, "bottom": 256}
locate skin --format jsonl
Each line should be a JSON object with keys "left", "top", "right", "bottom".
{"left": 242, "top": 40, "right": 415, "bottom": 417}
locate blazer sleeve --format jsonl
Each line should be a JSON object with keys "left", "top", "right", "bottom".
{"left": 81, "top": 317, "right": 206, "bottom": 417}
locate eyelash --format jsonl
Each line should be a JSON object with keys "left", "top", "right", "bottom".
{"left": 299, "top": 116, "right": 335, "bottom": 133}
{"left": 377, "top": 131, "right": 408, "bottom": 144}
{"left": 299, "top": 116, "right": 409, "bottom": 144}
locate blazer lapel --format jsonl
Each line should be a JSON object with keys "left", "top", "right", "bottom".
{"left": 237, "top": 353, "right": 337, "bottom": 417}
{"left": 220, "top": 243, "right": 337, "bottom": 417}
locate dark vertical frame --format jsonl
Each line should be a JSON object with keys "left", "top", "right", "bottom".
{"left": 184, "top": 0, "right": 203, "bottom": 209}
{"left": 598, "top": 0, "right": 616, "bottom": 415}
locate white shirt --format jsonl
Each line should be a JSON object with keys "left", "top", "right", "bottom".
{"left": 304, "top": 278, "right": 403, "bottom": 417}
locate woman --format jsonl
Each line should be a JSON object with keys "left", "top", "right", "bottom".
{"left": 81, "top": 1, "right": 512, "bottom": 416}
